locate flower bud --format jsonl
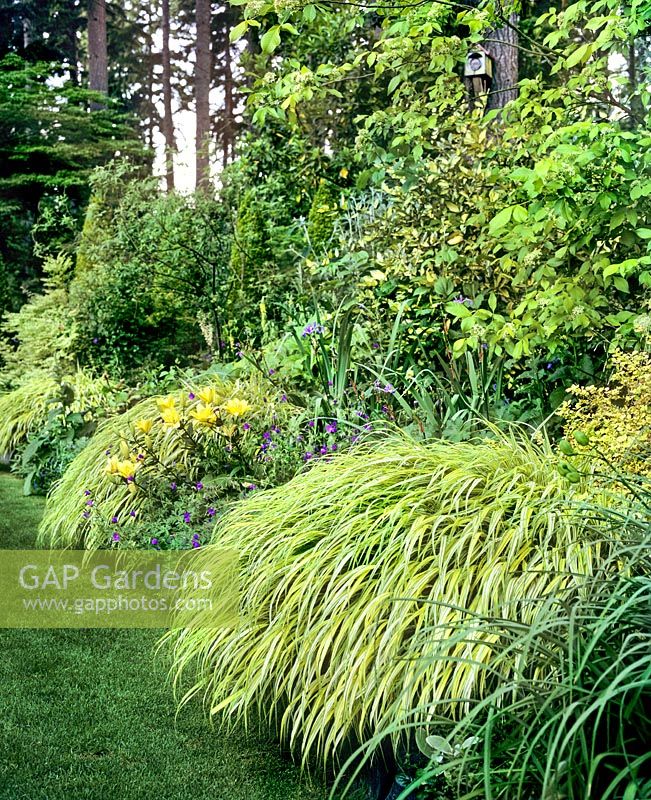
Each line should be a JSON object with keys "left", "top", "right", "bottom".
{"left": 558, "top": 438, "right": 575, "bottom": 456}
{"left": 573, "top": 430, "right": 590, "bottom": 446}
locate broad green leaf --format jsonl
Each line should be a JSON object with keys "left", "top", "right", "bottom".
{"left": 260, "top": 25, "right": 282, "bottom": 54}
{"left": 229, "top": 20, "right": 250, "bottom": 41}
{"left": 489, "top": 206, "right": 513, "bottom": 234}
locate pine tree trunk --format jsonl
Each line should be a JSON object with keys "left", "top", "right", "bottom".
{"left": 87, "top": 0, "right": 108, "bottom": 109}
{"left": 195, "top": 0, "right": 212, "bottom": 192}
{"left": 222, "top": 12, "right": 234, "bottom": 169}
{"left": 162, "top": 0, "right": 176, "bottom": 191}
{"left": 486, "top": 13, "right": 519, "bottom": 112}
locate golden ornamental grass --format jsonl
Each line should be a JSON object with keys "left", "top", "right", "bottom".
{"left": 168, "top": 432, "right": 609, "bottom": 767}
{"left": 0, "top": 369, "right": 119, "bottom": 456}
{"left": 37, "top": 374, "right": 288, "bottom": 549}
{"left": 0, "top": 376, "right": 60, "bottom": 455}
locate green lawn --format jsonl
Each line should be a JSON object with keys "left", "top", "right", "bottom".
{"left": 0, "top": 471, "right": 332, "bottom": 800}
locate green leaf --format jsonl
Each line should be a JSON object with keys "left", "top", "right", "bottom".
{"left": 445, "top": 302, "right": 471, "bottom": 319}
{"left": 565, "top": 42, "right": 592, "bottom": 68}
{"left": 260, "top": 25, "right": 282, "bottom": 54}
{"left": 636, "top": 228, "right": 651, "bottom": 239}
{"left": 489, "top": 206, "right": 513, "bottom": 234}
{"left": 229, "top": 20, "right": 250, "bottom": 41}
{"left": 387, "top": 75, "right": 402, "bottom": 94}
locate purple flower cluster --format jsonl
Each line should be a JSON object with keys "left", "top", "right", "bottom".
{"left": 373, "top": 380, "right": 395, "bottom": 394}
{"left": 301, "top": 322, "right": 325, "bottom": 338}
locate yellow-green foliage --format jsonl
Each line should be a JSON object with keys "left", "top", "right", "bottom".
{"left": 168, "top": 433, "right": 609, "bottom": 767}
{"left": 306, "top": 179, "right": 341, "bottom": 251}
{"left": 38, "top": 375, "right": 291, "bottom": 549}
{"left": 558, "top": 349, "right": 651, "bottom": 476}
{"left": 0, "top": 370, "right": 126, "bottom": 457}
{"left": 0, "top": 253, "right": 77, "bottom": 387}
{"left": 0, "top": 377, "right": 60, "bottom": 455}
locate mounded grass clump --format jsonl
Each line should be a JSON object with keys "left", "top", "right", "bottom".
{"left": 38, "top": 396, "right": 170, "bottom": 549}
{"left": 0, "top": 376, "right": 60, "bottom": 456}
{"left": 169, "top": 433, "right": 609, "bottom": 768}
{"left": 0, "top": 369, "right": 124, "bottom": 458}
{"left": 37, "top": 374, "right": 289, "bottom": 549}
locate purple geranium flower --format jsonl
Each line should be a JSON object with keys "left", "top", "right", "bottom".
{"left": 325, "top": 422, "right": 337, "bottom": 434}
{"left": 301, "top": 322, "right": 325, "bottom": 338}
{"left": 112, "top": 532, "right": 120, "bottom": 542}
{"left": 207, "top": 507, "right": 216, "bottom": 517}
{"left": 151, "top": 538, "right": 159, "bottom": 546}
{"left": 183, "top": 512, "right": 191, "bottom": 524}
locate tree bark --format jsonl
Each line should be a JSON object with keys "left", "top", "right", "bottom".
{"left": 162, "top": 0, "right": 176, "bottom": 191}
{"left": 486, "top": 13, "right": 519, "bottom": 112}
{"left": 87, "top": 0, "right": 108, "bottom": 109}
{"left": 195, "top": 0, "right": 212, "bottom": 192}
{"left": 222, "top": 13, "right": 234, "bottom": 168}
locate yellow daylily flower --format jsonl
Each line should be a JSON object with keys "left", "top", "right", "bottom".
{"left": 135, "top": 418, "right": 154, "bottom": 434}
{"left": 106, "top": 456, "right": 121, "bottom": 475}
{"left": 116, "top": 459, "right": 139, "bottom": 480}
{"left": 223, "top": 398, "right": 251, "bottom": 417}
{"left": 157, "top": 395, "right": 177, "bottom": 412}
{"left": 196, "top": 386, "right": 217, "bottom": 405}
{"left": 190, "top": 404, "right": 217, "bottom": 426}
{"left": 161, "top": 407, "right": 181, "bottom": 427}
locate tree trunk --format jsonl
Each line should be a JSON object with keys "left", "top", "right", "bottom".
{"left": 628, "top": 38, "right": 645, "bottom": 123}
{"left": 22, "top": 17, "right": 32, "bottom": 50}
{"left": 67, "top": 23, "right": 79, "bottom": 85}
{"left": 195, "top": 0, "right": 212, "bottom": 192}
{"left": 87, "top": 0, "right": 108, "bottom": 109}
{"left": 222, "top": 14, "right": 234, "bottom": 168}
{"left": 486, "top": 13, "right": 519, "bottom": 112}
{"left": 162, "top": 0, "right": 176, "bottom": 191}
